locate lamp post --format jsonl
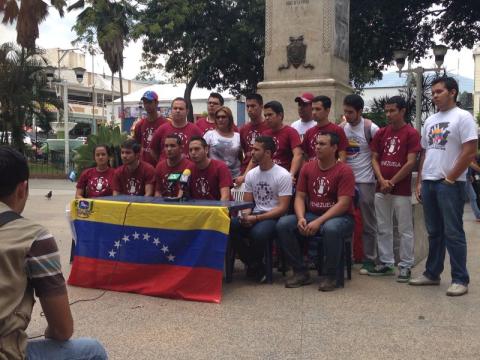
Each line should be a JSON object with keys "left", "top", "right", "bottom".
{"left": 45, "top": 64, "right": 86, "bottom": 174}
{"left": 393, "top": 45, "right": 448, "bottom": 133}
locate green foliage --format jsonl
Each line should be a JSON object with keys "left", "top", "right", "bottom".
{"left": 364, "top": 96, "right": 389, "bottom": 128}
{"left": 72, "top": 124, "right": 127, "bottom": 175}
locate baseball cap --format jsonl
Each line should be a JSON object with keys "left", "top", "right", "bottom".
{"left": 295, "top": 92, "right": 314, "bottom": 103}
{"left": 141, "top": 90, "right": 158, "bottom": 102}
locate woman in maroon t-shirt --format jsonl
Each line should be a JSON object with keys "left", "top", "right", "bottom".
{"left": 75, "top": 145, "right": 116, "bottom": 198}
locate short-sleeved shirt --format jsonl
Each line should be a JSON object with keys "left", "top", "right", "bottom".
{"left": 290, "top": 118, "right": 316, "bottom": 140}
{"left": 263, "top": 125, "right": 302, "bottom": 171}
{"left": 155, "top": 157, "right": 193, "bottom": 197}
{"left": 370, "top": 124, "right": 421, "bottom": 196}
{"left": 134, "top": 116, "right": 168, "bottom": 166}
{"left": 421, "top": 107, "right": 478, "bottom": 181}
{"left": 245, "top": 164, "right": 292, "bottom": 213}
{"left": 150, "top": 122, "right": 203, "bottom": 162}
{"left": 343, "top": 118, "right": 379, "bottom": 183}
{"left": 188, "top": 159, "right": 233, "bottom": 200}
{"left": 297, "top": 161, "right": 355, "bottom": 216}
{"left": 76, "top": 167, "right": 115, "bottom": 198}
{"left": 240, "top": 121, "right": 269, "bottom": 173}
{"left": 302, "top": 122, "right": 349, "bottom": 160}
{"left": 204, "top": 130, "right": 242, "bottom": 178}
{"left": 113, "top": 160, "right": 156, "bottom": 196}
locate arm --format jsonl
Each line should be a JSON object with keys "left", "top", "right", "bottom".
{"left": 415, "top": 150, "right": 425, "bottom": 202}
{"left": 338, "top": 150, "right": 347, "bottom": 162}
{"left": 371, "top": 151, "right": 391, "bottom": 193}
{"left": 389, "top": 153, "right": 417, "bottom": 186}
{"left": 40, "top": 293, "right": 73, "bottom": 341}
{"left": 294, "top": 191, "right": 308, "bottom": 235}
{"left": 289, "top": 147, "right": 304, "bottom": 179}
{"left": 75, "top": 188, "right": 84, "bottom": 199}
{"left": 235, "top": 159, "right": 255, "bottom": 187}
{"left": 470, "top": 160, "right": 480, "bottom": 173}
{"left": 144, "top": 184, "right": 154, "bottom": 196}
{"left": 445, "top": 140, "right": 478, "bottom": 183}
{"left": 304, "top": 195, "right": 352, "bottom": 237}
{"left": 242, "top": 195, "right": 291, "bottom": 226}
{"left": 220, "top": 187, "right": 231, "bottom": 201}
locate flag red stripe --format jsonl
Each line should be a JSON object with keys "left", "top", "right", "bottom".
{"left": 68, "top": 256, "right": 223, "bottom": 303}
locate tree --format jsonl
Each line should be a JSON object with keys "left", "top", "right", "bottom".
{"left": 0, "top": 0, "right": 66, "bottom": 49}
{"left": 0, "top": 42, "right": 61, "bottom": 150}
{"left": 135, "top": 0, "right": 264, "bottom": 121}
{"left": 69, "top": 0, "right": 136, "bottom": 121}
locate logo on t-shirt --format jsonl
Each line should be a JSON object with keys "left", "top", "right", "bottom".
{"left": 194, "top": 177, "right": 210, "bottom": 196}
{"left": 172, "top": 132, "right": 188, "bottom": 147}
{"left": 313, "top": 177, "right": 331, "bottom": 197}
{"left": 254, "top": 181, "right": 274, "bottom": 205}
{"left": 143, "top": 127, "right": 155, "bottom": 147}
{"left": 126, "top": 177, "right": 142, "bottom": 195}
{"left": 246, "top": 130, "right": 261, "bottom": 147}
{"left": 89, "top": 176, "right": 110, "bottom": 193}
{"left": 383, "top": 136, "right": 401, "bottom": 156}
{"left": 346, "top": 137, "right": 361, "bottom": 160}
{"left": 427, "top": 122, "right": 450, "bottom": 149}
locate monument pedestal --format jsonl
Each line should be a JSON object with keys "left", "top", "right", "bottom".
{"left": 258, "top": 0, "right": 351, "bottom": 123}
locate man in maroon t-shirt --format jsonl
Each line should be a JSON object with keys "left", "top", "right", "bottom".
{"left": 263, "top": 100, "right": 303, "bottom": 181}
{"left": 276, "top": 132, "right": 355, "bottom": 291}
{"left": 368, "top": 96, "right": 421, "bottom": 281}
{"left": 196, "top": 92, "right": 223, "bottom": 134}
{"left": 303, "top": 95, "right": 348, "bottom": 161}
{"left": 187, "top": 136, "right": 232, "bottom": 201}
{"left": 236, "top": 94, "right": 269, "bottom": 186}
{"left": 113, "top": 139, "right": 155, "bottom": 196}
{"left": 134, "top": 91, "right": 168, "bottom": 166}
{"left": 150, "top": 97, "right": 202, "bottom": 163}
{"left": 154, "top": 134, "right": 193, "bottom": 197}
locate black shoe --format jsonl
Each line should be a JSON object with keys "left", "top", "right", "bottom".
{"left": 285, "top": 272, "right": 312, "bottom": 288}
{"left": 318, "top": 276, "right": 336, "bottom": 292}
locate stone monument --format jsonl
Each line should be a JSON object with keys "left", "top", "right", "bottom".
{"left": 257, "top": 0, "right": 352, "bottom": 123}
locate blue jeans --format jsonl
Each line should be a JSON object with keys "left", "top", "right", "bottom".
{"left": 27, "top": 337, "right": 107, "bottom": 359}
{"left": 465, "top": 180, "right": 480, "bottom": 219}
{"left": 421, "top": 180, "right": 469, "bottom": 285}
{"left": 276, "top": 213, "right": 354, "bottom": 275}
{"left": 229, "top": 217, "right": 277, "bottom": 267}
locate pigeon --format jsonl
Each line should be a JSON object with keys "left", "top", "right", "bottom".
{"left": 45, "top": 190, "right": 52, "bottom": 200}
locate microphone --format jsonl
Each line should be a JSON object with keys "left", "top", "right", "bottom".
{"left": 166, "top": 172, "right": 181, "bottom": 196}
{"left": 178, "top": 168, "right": 192, "bottom": 200}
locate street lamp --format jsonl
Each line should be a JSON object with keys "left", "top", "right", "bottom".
{"left": 44, "top": 62, "right": 85, "bottom": 174}
{"left": 393, "top": 45, "right": 448, "bottom": 132}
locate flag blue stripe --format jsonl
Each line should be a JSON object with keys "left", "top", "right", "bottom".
{"left": 73, "top": 220, "right": 228, "bottom": 271}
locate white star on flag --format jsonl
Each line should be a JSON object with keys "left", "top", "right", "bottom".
{"left": 153, "top": 237, "right": 160, "bottom": 246}
{"left": 114, "top": 241, "right": 121, "bottom": 249}
{"left": 167, "top": 254, "right": 175, "bottom": 262}
{"left": 122, "top": 235, "right": 129, "bottom": 243}
{"left": 161, "top": 245, "right": 169, "bottom": 253}
{"left": 143, "top": 233, "right": 151, "bottom": 241}
{"left": 133, "top": 232, "right": 140, "bottom": 240}
{"left": 109, "top": 249, "right": 116, "bottom": 258}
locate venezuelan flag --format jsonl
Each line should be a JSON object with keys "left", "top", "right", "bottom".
{"left": 68, "top": 199, "right": 230, "bottom": 303}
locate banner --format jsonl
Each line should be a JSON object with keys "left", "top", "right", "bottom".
{"left": 68, "top": 199, "right": 230, "bottom": 303}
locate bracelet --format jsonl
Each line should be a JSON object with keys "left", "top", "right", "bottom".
{"left": 444, "top": 178, "right": 455, "bottom": 184}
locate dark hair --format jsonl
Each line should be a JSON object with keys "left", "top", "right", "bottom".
{"left": 246, "top": 93, "right": 263, "bottom": 106}
{"left": 189, "top": 135, "right": 208, "bottom": 148}
{"left": 385, "top": 96, "right": 407, "bottom": 110}
{"left": 209, "top": 92, "right": 224, "bottom": 106}
{"left": 431, "top": 76, "right": 459, "bottom": 102}
{"left": 93, "top": 144, "right": 110, "bottom": 157}
{"left": 171, "top": 97, "right": 189, "bottom": 109}
{"left": 255, "top": 136, "right": 276, "bottom": 153}
{"left": 312, "top": 95, "right": 332, "bottom": 109}
{"left": 165, "top": 134, "right": 182, "bottom": 146}
{"left": 121, "top": 138, "right": 141, "bottom": 153}
{"left": 263, "top": 100, "right": 284, "bottom": 115}
{"left": 215, "top": 106, "right": 235, "bottom": 131}
{"left": 317, "top": 132, "right": 340, "bottom": 146}
{"left": 343, "top": 94, "right": 364, "bottom": 111}
{"left": 0, "top": 146, "right": 29, "bottom": 198}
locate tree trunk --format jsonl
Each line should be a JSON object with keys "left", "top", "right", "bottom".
{"left": 184, "top": 75, "right": 199, "bottom": 123}
{"left": 117, "top": 52, "right": 125, "bottom": 126}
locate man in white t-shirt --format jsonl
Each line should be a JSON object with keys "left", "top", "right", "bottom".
{"left": 410, "top": 77, "right": 478, "bottom": 297}
{"left": 341, "top": 94, "right": 379, "bottom": 275}
{"left": 229, "top": 136, "right": 292, "bottom": 283}
{"left": 290, "top": 92, "right": 316, "bottom": 140}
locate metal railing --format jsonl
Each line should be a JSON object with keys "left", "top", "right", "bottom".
{"left": 26, "top": 149, "right": 74, "bottom": 178}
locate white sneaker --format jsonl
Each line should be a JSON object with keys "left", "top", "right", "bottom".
{"left": 446, "top": 283, "right": 468, "bottom": 296}
{"left": 408, "top": 274, "right": 440, "bottom": 286}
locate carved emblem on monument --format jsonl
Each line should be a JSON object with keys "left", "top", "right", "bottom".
{"left": 278, "top": 35, "right": 314, "bottom": 71}
{"left": 334, "top": 0, "right": 349, "bottom": 61}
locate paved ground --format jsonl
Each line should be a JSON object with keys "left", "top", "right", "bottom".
{"left": 24, "top": 179, "right": 480, "bottom": 359}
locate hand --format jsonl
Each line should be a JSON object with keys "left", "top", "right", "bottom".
{"left": 379, "top": 179, "right": 392, "bottom": 194}
{"left": 291, "top": 174, "right": 297, "bottom": 185}
{"left": 304, "top": 218, "right": 322, "bottom": 237}
{"left": 234, "top": 176, "right": 245, "bottom": 187}
{"left": 415, "top": 181, "right": 422, "bottom": 203}
{"left": 297, "top": 217, "right": 307, "bottom": 235}
{"left": 240, "top": 214, "right": 257, "bottom": 227}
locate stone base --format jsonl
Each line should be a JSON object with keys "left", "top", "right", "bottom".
{"left": 257, "top": 78, "right": 352, "bottom": 124}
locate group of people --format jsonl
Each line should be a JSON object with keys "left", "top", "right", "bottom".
{"left": 1, "top": 76, "right": 477, "bottom": 358}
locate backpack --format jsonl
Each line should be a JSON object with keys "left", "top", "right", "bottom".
{"left": 340, "top": 118, "right": 373, "bottom": 143}
{"left": 0, "top": 211, "right": 22, "bottom": 227}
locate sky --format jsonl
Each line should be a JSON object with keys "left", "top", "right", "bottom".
{"left": 0, "top": 9, "right": 477, "bottom": 82}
